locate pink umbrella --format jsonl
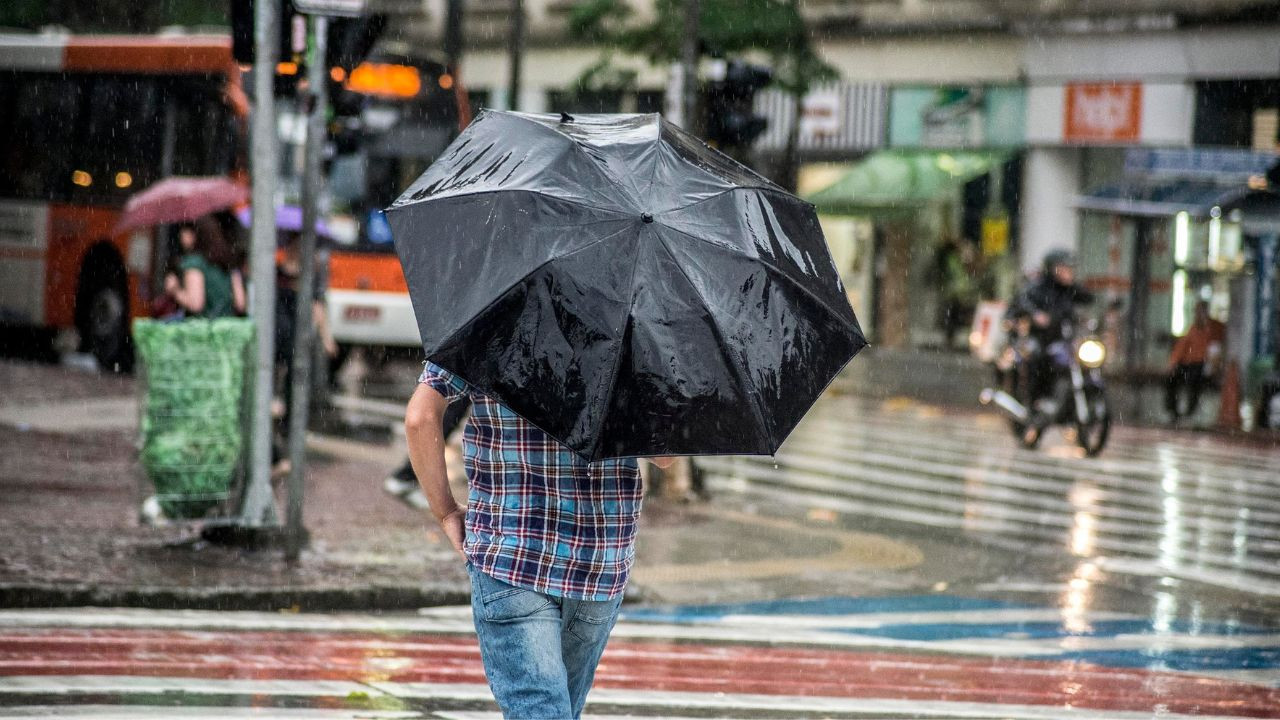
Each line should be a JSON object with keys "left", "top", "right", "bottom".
{"left": 114, "top": 176, "right": 249, "bottom": 233}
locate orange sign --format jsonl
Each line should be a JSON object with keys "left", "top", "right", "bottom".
{"left": 346, "top": 62, "right": 421, "bottom": 98}
{"left": 1064, "top": 83, "right": 1142, "bottom": 143}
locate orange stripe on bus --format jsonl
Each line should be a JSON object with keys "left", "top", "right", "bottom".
{"left": 327, "top": 252, "right": 409, "bottom": 293}
{"left": 65, "top": 36, "right": 233, "bottom": 74}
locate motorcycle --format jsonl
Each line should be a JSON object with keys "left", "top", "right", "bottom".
{"left": 979, "top": 314, "right": 1111, "bottom": 456}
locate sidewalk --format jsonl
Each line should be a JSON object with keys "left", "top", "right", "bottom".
{"left": 0, "top": 359, "right": 958, "bottom": 612}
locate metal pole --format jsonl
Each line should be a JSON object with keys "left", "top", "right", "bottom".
{"left": 285, "top": 13, "right": 329, "bottom": 561}
{"left": 508, "top": 0, "right": 523, "bottom": 111}
{"left": 242, "top": 0, "right": 281, "bottom": 528}
{"left": 681, "top": 0, "right": 699, "bottom": 132}
{"left": 444, "top": 0, "right": 464, "bottom": 73}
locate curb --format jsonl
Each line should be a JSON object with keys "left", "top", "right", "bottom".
{"left": 0, "top": 583, "right": 471, "bottom": 613}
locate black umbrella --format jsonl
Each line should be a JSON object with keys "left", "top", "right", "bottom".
{"left": 388, "top": 110, "right": 865, "bottom": 461}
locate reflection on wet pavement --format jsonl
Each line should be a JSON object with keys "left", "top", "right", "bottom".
{"left": 698, "top": 395, "right": 1280, "bottom": 598}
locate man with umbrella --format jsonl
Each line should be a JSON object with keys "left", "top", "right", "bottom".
{"left": 395, "top": 111, "right": 864, "bottom": 718}
{"left": 405, "top": 366, "right": 672, "bottom": 718}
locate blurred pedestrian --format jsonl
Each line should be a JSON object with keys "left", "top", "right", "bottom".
{"left": 939, "top": 237, "right": 980, "bottom": 351}
{"left": 163, "top": 213, "right": 246, "bottom": 320}
{"left": 404, "top": 361, "right": 673, "bottom": 718}
{"left": 272, "top": 230, "right": 338, "bottom": 476}
{"left": 1166, "top": 300, "right": 1226, "bottom": 424}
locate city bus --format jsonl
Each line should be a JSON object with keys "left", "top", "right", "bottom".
{"left": 0, "top": 33, "right": 245, "bottom": 370}
{"left": 323, "top": 51, "right": 470, "bottom": 368}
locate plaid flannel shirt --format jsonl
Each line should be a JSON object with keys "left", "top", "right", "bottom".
{"left": 419, "top": 361, "right": 642, "bottom": 601}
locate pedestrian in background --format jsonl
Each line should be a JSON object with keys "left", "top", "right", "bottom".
{"left": 1166, "top": 300, "right": 1226, "bottom": 424}
{"left": 271, "top": 230, "right": 338, "bottom": 477}
{"left": 404, "top": 361, "right": 673, "bottom": 719}
{"left": 163, "top": 213, "right": 246, "bottom": 320}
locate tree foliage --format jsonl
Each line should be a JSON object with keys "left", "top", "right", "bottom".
{"left": 569, "top": 0, "right": 836, "bottom": 96}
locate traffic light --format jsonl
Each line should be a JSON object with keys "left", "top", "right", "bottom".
{"left": 230, "top": 0, "right": 301, "bottom": 66}
{"left": 231, "top": 0, "right": 306, "bottom": 96}
{"left": 705, "top": 60, "right": 772, "bottom": 150}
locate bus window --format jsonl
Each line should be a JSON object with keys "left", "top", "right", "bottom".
{"left": 79, "top": 75, "right": 164, "bottom": 205}
{"left": 0, "top": 73, "right": 81, "bottom": 202}
{"left": 168, "top": 77, "right": 239, "bottom": 177}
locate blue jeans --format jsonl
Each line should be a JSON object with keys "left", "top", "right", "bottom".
{"left": 468, "top": 564, "right": 623, "bottom": 719}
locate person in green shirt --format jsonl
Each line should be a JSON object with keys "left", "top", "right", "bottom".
{"left": 164, "top": 213, "right": 246, "bottom": 319}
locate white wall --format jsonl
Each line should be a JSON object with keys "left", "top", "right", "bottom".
{"left": 1024, "top": 25, "right": 1280, "bottom": 82}
{"left": 817, "top": 34, "right": 1023, "bottom": 84}
{"left": 1021, "top": 147, "right": 1081, "bottom": 275}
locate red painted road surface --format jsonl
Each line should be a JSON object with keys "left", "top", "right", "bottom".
{"left": 3, "top": 627, "right": 1279, "bottom": 717}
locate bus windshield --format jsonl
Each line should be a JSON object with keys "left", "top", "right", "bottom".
{"left": 324, "top": 53, "right": 464, "bottom": 254}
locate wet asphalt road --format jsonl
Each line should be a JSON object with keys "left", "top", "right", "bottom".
{"left": 2, "top": 378, "right": 1279, "bottom": 718}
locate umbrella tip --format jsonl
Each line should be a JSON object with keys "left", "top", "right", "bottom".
{"left": 559, "top": 111, "right": 575, "bottom": 123}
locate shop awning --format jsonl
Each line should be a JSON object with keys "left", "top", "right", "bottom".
{"left": 1074, "top": 180, "right": 1272, "bottom": 219}
{"left": 803, "top": 149, "right": 1003, "bottom": 217}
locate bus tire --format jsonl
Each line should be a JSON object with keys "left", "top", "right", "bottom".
{"left": 76, "top": 247, "right": 133, "bottom": 373}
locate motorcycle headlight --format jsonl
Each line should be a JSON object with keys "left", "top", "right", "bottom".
{"left": 1077, "top": 339, "right": 1106, "bottom": 368}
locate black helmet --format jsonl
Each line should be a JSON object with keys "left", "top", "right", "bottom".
{"left": 1043, "top": 249, "right": 1075, "bottom": 276}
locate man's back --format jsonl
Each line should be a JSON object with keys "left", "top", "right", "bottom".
{"left": 419, "top": 361, "right": 643, "bottom": 601}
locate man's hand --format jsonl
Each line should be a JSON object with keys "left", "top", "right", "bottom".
{"left": 1033, "top": 311, "right": 1051, "bottom": 328}
{"left": 437, "top": 507, "right": 466, "bottom": 558}
{"left": 648, "top": 456, "right": 677, "bottom": 469}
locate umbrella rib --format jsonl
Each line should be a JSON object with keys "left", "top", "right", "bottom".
{"left": 394, "top": 187, "right": 634, "bottom": 220}
{"left": 658, "top": 222, "right": 860, "bottom": 336}
{"left": 584, "top": 228, "right": 647, "bottom": 462}
{"left": 652, "top": 235, "right": 776, "bottom": 453}
{"left": 660, "top": 184, "right": 810, "bottom": 217}
{"left": 506, "top": 113, "right": 644, "bottom": 210}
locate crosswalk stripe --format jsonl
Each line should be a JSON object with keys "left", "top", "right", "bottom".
{"left": 0, "top": 677, "right": 1264, "bottom": 720}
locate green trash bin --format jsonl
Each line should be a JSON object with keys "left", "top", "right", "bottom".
{"left": 134, "top": 318, "right": 255, "bottom": 519}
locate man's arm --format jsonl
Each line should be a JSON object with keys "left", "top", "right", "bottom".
{"left": 404, "top": 384, "right": 465, "bottom": 558}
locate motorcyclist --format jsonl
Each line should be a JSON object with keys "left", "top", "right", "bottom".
{"left": 1004, "top": 250, "right": 1095, "bottom": 414}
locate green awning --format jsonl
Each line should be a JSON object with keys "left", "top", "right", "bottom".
{"left": 804, "top": 150, "right": 1003, "bottom": 217}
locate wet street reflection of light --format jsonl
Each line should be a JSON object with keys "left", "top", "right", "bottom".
{"left": 1070, "top": 510, "right": 1096, "bottom": 556}
{"left": 1061, "top": 563, "right": 1100, "bottom": 636}
{"left": 1152, "top": 591, "right": 1178, "bottom": 634}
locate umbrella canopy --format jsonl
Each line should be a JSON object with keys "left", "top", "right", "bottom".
{"left": 115, "top": 176, "right": 249, "bottom": 233}
{"left": 388, "top": 110, "right": 866, "bottom": 461}
{"left": 804, "top": 150, "right": 1001, "bottom": 217}
{"left": 236, "top": 205, "right": 333, "bottom": 240}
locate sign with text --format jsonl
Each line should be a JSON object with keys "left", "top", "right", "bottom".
{"left": 294, "top": 0, "right": 366, "bottom": 16}
{"left": 888, "top": 86, "right": 1025, "bottom": 149}
{"left": 1064, "top": 83, "right": 1142, "bottom": 143}
{"left": 798, "top": 89, "right": 841, "bottom": 142}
